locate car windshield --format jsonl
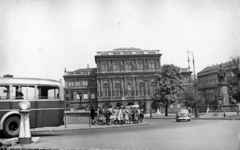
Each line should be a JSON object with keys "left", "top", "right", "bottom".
{"left": 179, "top": 109, "right": 189, "bottom": 113}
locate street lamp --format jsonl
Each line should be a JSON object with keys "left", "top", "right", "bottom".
{"left": 187, "top": 51, "right": 199, "bottom": 118}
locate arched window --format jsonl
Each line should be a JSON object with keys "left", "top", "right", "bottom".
{"left": 137, "top": 60, "right": 144, "bottom": 71}
{"left": 115, "top": 83, "right": 121, "bottom": 97}
{"left": 103, "top": 84, "right": 109, "bottom": 97}
{"left": 139, "top": 82, "right": 144, "bottom": 96}
{"left": 125, "top": 60, "right": 132, "bottom": 72}
{"left": 148, "top": 60, "right": 155, "bottom": 71}
{"left": 126, "top": 83, "right": 133, "bottom": 96}
{"left": 150, "top": 82, "right": 156, "bottom": 95}
{"left": 76, "top": 81, "right": 79, "bottom": 87}
{"left": 113, "top": 61, "right": 121, "bottom": 72}
{"left": 102, "top": 62, "right": 108, "bottom": 72}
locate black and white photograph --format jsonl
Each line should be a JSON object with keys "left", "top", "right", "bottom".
{"left": 0, "top": 0, "right": 240, "bottom": 150}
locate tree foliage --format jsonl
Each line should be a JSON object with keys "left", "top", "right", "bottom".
{"left": 152, "top": 64, "right": 184, "bottom": 115}
{"left": 227, "top": 56, "right": 240, "bottom": 102}
{"left": 180, "top": 85, "right": 206, "bottom": 107}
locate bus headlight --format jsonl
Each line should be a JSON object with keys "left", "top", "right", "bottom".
{"left": 19, "top": 102, "right": 31, "bottom": 112}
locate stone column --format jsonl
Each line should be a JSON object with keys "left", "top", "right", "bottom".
{"left": 135, "top": 77, "right": 138, "bottom": 96}
{"left": 98, "top": 60, "right": 101, "bottom": 73}
{"left": 97, "top": 78, "right": 100, "bottom": 97}
{"left": 147, "top": 77, "right": 150, "bottom": 96}
{"left": 144, "top": 59, "right": 148, "bottom": 71}
{"left": 112, "top": 77, "right": 114, "bottom": 97}
{"left": 100, "top": 78, "right": 103, "bottom": 97}
{"left": 133, "top": 76, "right": 137, "bottom": 96}
{"left": 109, "top": 77, "right": 112, "bottom": 97}
{"left": 121, "top": 77, "right": 124, "bottom": 97}
{"left": 144, "top": 77, "right": 148, "bottom": 96}
{"left": 155, "top": 59, "right": 158, "bottom": 70}
{"left": 124, "top": 77, "right": 127, "bottom": 96}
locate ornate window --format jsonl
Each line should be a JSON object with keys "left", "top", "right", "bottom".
{"left": 113, "top": 61, "right": 121, "bottom": 72}
{"left": 125, "top": 60, "right": 132, "bottom": 72}
{"left": 115, "top": 83, "right": 121, "bottom": 97}
{"left": 126, "top": 83, "right": 133, "bottom": 96}
{"left": 150, "top": 82, "right": 157, "bottom": 95}
{"left": 81, "top": 81, "right": 88, "bottom": 87}
{"left": 103, "top": 84, "right": 109, "bottom": 97}
{"left": 101, "top": 62, "right": 108, "bottom": 72}
{"left": 139, "top": 82, "right": 144, "bottom": 96}
{"left": 137, "top": 60, "right": 144, "bottom": 71}
{"left": 148, "top": 60, "right": 155, "bottom": 71}
{"left": 69, "top": 81, "right": 73, "bottom": 87}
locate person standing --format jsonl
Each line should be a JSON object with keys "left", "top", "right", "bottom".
{"left": 140, "top": 108, "right": 144, "bottom": 123}
{"left": 90, "top": 107, "right": 95, "bottom": 125}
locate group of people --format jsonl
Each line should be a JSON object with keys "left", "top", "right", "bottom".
{"left": 90, "top": 105, "right": 144, "bottom": 125}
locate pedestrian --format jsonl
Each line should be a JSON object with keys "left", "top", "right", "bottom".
{"left": 118, "top": 106, "right": 124, "bottom": 125}
{"left": 105, "top": 106, "right": 112, "bottom": 125}
{"left": 128, "top": 107, "right": 132, "bottom": 124}
{"left": 110, "top": 108, "right": 116, "bottom": 125}
{"left": 90, "top": 106, "right": 95, "bottom": 125}
{"left": 140, "top": 108, "right": 144, "bottom": 123}
{"left": 132, "top": 107, "right": 135, "bottom": 124}
{"left": 99, "top": 107, "right": 103, "bottom": 117}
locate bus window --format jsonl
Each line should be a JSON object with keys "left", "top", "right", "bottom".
{"left": 12, "top": 86, "right": 35, "bottom": 99}
{"left": 0, "top": 86, "right": 10, "bottom": 99}
{"left": 38, "top": 86, "right": 59, "bottom": 99}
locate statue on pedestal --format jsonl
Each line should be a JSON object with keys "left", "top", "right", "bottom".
{"left": 217, "top": 65, "right": 226, "bottom": 83}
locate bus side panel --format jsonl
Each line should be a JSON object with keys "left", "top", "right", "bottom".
{"left": 29, "top": 101, "right": 37, "bottom": 128}
{"left": 36, "top": 100, "right": 64, "bottom": 127}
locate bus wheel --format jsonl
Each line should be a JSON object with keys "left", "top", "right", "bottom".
{"left": 3, "top": 116, "right": 20, "bottom": 138}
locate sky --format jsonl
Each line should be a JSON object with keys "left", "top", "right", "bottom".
{"left": 0, "top": 0, "right": 239, "bottom": 82}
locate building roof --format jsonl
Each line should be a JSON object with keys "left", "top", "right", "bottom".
{"left": 74, "top": 68, "right": 97, "bottom": 73}
{"left": 64, "top": 68, "right": 97, "bottom": 76}
{"left": 197, "top": 62, "right": 230, "bottom": 76}
{"left": 113, "top": 47, "right": 142, "bottom": 51}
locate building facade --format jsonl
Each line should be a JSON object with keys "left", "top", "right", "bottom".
{"left": 63, "top": 48, "right": 162, "bottom": 113}
{"left": 197, "top": 62, "right": 231, "bottom": 105}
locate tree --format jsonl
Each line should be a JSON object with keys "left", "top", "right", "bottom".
{"left": 227, "top": 56, "right": 240, "bottom": 103}
{"left": 152, "top": 64, "right": 184, "bottom": 116}
{"left": 180, "top": 85, "right": 206, "bottom": 108}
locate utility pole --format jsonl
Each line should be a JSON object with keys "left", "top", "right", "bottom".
{"left": 187, "top": 51, "right": 199, "bottom": 118}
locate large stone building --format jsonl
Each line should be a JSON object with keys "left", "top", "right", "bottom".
{"left": 197, "top": 62, "right": 232, "bottom": 105}
{"left": 63, "top": 48, "right": 162, "bottom": 112}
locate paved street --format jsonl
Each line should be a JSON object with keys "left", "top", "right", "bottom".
{"left": 6, "top": 119, "right": 240, "bottom": 150}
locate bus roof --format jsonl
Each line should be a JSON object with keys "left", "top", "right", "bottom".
{"left": 0, "top": 77, "right": 63, "bottom": 86}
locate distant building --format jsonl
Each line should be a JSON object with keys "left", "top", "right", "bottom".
{"left": 197, "top": 62, "right": 232, "bottom": 105}
{"left": 63, "top": 48, "right": 162, "bottom": 112}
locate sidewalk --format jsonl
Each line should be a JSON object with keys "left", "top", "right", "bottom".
{"left": 144, "top": 112, "right": 240, "bottom": 120}
{"left": 30, "top": 122, "right": 149, "bottom": 133}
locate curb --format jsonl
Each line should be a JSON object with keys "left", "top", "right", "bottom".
{"left": 144, "top": 117, "right": 240, "bottom": 120}
{"left": 31, "top": 122, "right": 149, "bottom": 133}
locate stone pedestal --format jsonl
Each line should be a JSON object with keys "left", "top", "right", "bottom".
{"left": 218, "top": 82, "right": 230, "bottom": 112}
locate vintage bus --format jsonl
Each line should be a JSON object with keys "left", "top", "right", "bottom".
{"left": 0, "top": 77, "right": 65, "bottom": 137}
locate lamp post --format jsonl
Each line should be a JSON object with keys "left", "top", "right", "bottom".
{"left": 187, "top": 51, "right": 199, "bottom": 118}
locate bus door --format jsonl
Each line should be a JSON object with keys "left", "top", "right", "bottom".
{"left": 37, "top": 85, "right": 62, "bottom": 127}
